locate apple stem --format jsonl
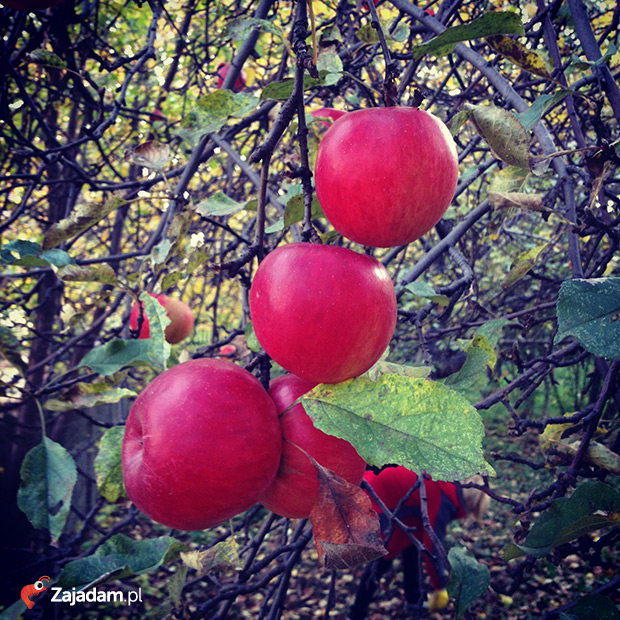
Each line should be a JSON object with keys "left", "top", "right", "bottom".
{"left": 365, "top": 0, "right": 399, "bottom": 107}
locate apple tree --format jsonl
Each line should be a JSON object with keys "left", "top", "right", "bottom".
{"left": 0, "top": 0, "right": 619, "bottom": 618}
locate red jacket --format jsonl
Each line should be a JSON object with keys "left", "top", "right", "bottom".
{"left": 363, "top": 467, "right": 467, "bottom": 589}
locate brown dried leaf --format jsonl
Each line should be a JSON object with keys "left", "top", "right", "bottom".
{"left": 308, "top": 458, "right": 387, "bottom": 570}
{"left": 128, "top": 140, "right": 171, "bottom": 171}
{"left": 488, "top": 191, "right": 544, "bottom": 212}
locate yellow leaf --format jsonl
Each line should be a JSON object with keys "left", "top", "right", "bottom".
{"left": 487, "top": 35, "right": 552, "bottom": 79}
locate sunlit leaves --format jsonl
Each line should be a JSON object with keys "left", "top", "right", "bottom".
{"left": 302, "top": 374, "right": 494, "bottom": 481}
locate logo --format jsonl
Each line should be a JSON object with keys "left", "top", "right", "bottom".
{"left": 21, "top": 575, "right": 50, "bottom": 609}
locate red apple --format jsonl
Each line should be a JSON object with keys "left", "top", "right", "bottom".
{"left": 362, "top": 0, "right": 380, "bottom": 10}
{"left": 122, "top": 358, "right": 282, "bottom": 530}
{"left": 314, "top": 106, "right": 459, "bottom": 247}
{"left": 310, "top": 107, "right": 347, "bottom": 128}
{"left": 249, "top": 243, "right": 397, "bottom": 384}
{"left": 129, "top": 293, "right": 194, "bottom": 345}
{"left": 259, "top": 373, "right": 367, "bottom": 518}
{"left": 216, "top": 62, "right": 247, "bottom": 93}
{"left": 0, "top": 0, "right": 62, "bottom": 9}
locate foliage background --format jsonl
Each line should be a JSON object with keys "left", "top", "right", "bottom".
{"left": 0, "top": 0, "right": 619, "bottom": 617}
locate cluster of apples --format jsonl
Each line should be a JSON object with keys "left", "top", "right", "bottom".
{"left": 121, "top": 102, "right": 459, "bottom": 531}
{"left": 121, "top": 357, "right": 367, "bottom": 530}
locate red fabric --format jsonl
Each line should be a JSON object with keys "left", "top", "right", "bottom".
{"left": 363, "top": 467, "right": 467, "bottom": 589}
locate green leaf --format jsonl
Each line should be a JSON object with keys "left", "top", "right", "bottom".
{"left": 151, "top": 239, "right": 172, "bottom": 267}
{"left": 17, "top": 438, "right": 77, "bottom": 544}
{"left": 559, "top": 595, "right": 620, "bottom": 620}
{"left": 317, "top": 47, "right": 343, "bottom": 75}
{"left": 0, "top": 325, "right": 28, "bottom": 375}
{"left": 463, "top": 103, "right": 531, "bottom": 170}
{"left": 58, "top": 534, "right": 185, "bottom": 589}
{"left": 1, "top": 239, "right": 40, "bottom": 259}
{"left": 80, "top": 340, "right": 157, "bottom": 376}
{"left": 58, "top": 263, "right": 118, "bottom": 285}
{"left": 570, "top": 43, "right": 617, "bottom": 71}
{"left": 81, "top": 294, "right": 170, "bottom": 374}
{"left": 244, "top": 322, "right": 261, "bottom": 353}
{"left": 141, "top": 292, "right": 172, "bottom": 364}
{"left": 196, "top": 191, "right": 250, "bottom": 217}
{"left": 555, "top": 278, "right": 620, "bottom": 358}
{"left": 402, "top": 281, "right": 449, "bottom": 306}
{"left": 447, "top": 547, "right": 491, "bottom": 619}
{"left": 178, "top": 91, "right": 259, "bottom": 143}
{"left": 265, "top": 194, "right": 325, "bottom": 233}
{"left": 226, "top": 16, "right": 285, "bottom": 41}
{"left": 39, "top": 249, "right": 75, "bottom": 267}
{"left": 501, "top": 243, "right": 548, "bottom": 290}
{"left": 28, "top": 49, "right": 67, "bottom": 69}
{"left": 301, "top": 375, "right": 495, "bottom": 481}
{"left": 474, "top": 318, "right": 513, "bottom": 347}
{"left": 487, "top": 166, "right": 529, "bottom": 193}
{"left": 94, "top": 426, "right": 127, "bottom": 503}
{"left": 260, "top": 71, "right": 327, "bottom": 101}
{"left": 515, "top": 90, "right": 572, "bottom": 131}
{"left": 356, "top": 20, "right": 409, "bottom": 44}
{"left": 42, "top": 195, "right": 128, "bottom": 251}
{"left": 504, "top": 481, "right": 620, "bottom": 560}
{"left": 161, "top": 271, "right": 184, "bottom": 291}
{"left": 444, "top": 347, "right": 489, "bottom": 391}
{"left": 412, "top": 10, "right": 525, "bottom": 60}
